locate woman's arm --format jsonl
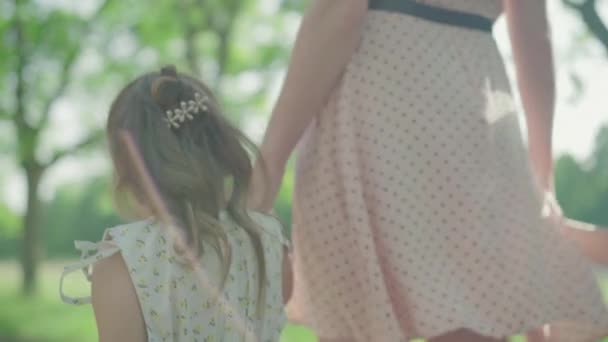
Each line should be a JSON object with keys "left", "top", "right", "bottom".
{"left": 504, "top": 1, "right": 608, "bottom": 265}
{"left": 503, "top": 0, "right": 555, "bottom": 193}
{"left": 92, "top": 253, "right": 146, "bottom": 342}
{"left": 249, "top": 0, "right": 369, "bottom": 211}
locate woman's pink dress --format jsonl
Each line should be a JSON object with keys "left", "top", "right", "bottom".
{"left": 286, "top": 1, "right": 608, "bottom": 341}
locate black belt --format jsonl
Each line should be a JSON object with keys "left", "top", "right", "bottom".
{"left": 369, "top": 0, "right": 494, "bottom": 33}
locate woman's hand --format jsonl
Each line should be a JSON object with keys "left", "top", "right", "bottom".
{"left": 252, "top": 0, "right": 368, "bottom": 210}
{"left": 248, "top": 155, "right": 286, "bottom": 212}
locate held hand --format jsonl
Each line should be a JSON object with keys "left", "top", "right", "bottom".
{"left": 541, "top": 190, "right": 564, "bottom": 226}
{"left": 247, "top": 157, "right": 286, "bottom": 213}
{"left": 539, "top": 187, "right": 608, "bottom": 266}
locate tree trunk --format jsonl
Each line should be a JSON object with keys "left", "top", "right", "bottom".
{"left": 21, "top": 164, "right": 44, "bottom": 295}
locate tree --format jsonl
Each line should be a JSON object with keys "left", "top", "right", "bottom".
{"left": 557, "top": 0, "right": 608, "bottom": 226}
{"left": 556, "top": 125, "right": 608, "bottom": 227}
{"left": 1, "top": 0, "right": 299, "bottom": 294}
{"left": 132, "top": 0, "right": 297, "bottom": 119}
{"left": 44, "top": 177, "right": 120, "bottom": 258}
{"left": 562, "top": 0, "right": 608, "bottom": 56}
{"left": 1, "top": 0, "right": 113, "bottom": 294}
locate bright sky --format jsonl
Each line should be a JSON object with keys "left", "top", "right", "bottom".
{"left": 2, "top": 1, "right": 607, "bottom": 214}
{"left": 495, "top": 1, "right": 608, "bottom": 158}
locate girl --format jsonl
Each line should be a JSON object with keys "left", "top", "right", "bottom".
{"left": 60, "top": 65, "right": 291, "bottom": 342}
{"left": 250, "top": 0, "right": 608, "bottom": 341}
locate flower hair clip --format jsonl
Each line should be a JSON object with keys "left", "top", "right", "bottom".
{"left": 164, "top": 93, "right": 210, "bottom": 129}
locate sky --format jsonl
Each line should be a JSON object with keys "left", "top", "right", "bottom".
{"left": 2, "top": 0, "right": 608, "bottom": 214}
{"left": 495, "top": 1, "right": 608, "bottom": 158}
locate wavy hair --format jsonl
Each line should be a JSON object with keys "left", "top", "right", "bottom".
{"left": 106, "top": 65, "right": 268, "bottom": 313}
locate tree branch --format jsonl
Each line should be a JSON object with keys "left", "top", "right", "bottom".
{"left": 38, "top": 0, "right": 115, "bottom": 129}
{"left": 176, "top": 0, "right": 242, "bottom": 93}
{"left": 38, "top": 51, "right": 79, "bottom": 129}
{"left": 562, "top": 0, "right": 608, "bottom": 56}
{"left": 44, "top": 130, "right": 104, "bottom": 168}
{"left": 579, "top": 0, "right": 608, "bottom": 56}
{"left": 12, "top": 0, "right": 41, "bottom": 166}
{"left": 562, "top": 0, "right": 583, "bottom": 10}
{"left": 215, "top": 0, "right": 242, "bottom": 86}
{"left": 195, "top": 0, "right": 212, "bottom": 26}
{"left": 14, "top": 0, "right": 28, "bottom": 131}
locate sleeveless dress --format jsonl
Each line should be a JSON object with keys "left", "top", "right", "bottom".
{"left": 286, "top": 1, "right": 608, "bottom": 341}
{"left": 61, "top": 211, "right": 288, "bottom": 342}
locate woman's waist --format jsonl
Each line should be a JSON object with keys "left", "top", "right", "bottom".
{"left": 355, "top": 10, "right": 508, "bottom": 86}
{"left": 368, "top": 0, "right": 501, "bottom": 33}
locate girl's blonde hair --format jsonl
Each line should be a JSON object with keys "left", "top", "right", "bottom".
{"left": 106, "top": 65, "right": 267, "bottom": 312}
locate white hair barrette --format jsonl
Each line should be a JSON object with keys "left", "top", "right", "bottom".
{"left": 164, "top": 92, "right": 210, "bottom": 129}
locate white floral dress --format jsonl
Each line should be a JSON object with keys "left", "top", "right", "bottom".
{"left": 60, "top": 211, "right": 288, "bottom": 342}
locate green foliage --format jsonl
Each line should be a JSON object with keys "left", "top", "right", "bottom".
{"left": 0, "top": 261, "right": 97, "bottom": 342}
{"left": 0, "top": 204, "right": 19, "bottom": 238}
{"left": 0, "top": 0, "right": 303, "bottom": 292}
{"left": 0, "top": 170, "right": 294, "bottom": 258}
{"left": 556, "top": 125, "right": 608, "bottom": 227}
{"left": 275, "top": 161, "right": 295, "bottom": 236}
{"left": 0, "top": 261, "right": 318, "bottom": 342}
{"left": 0, "top": 205, "right": 19, "bottom": 258}
{"left": 0, "top": 177, "right": 120, "bottom": 259}
{"left": 44, "top": 177, "right": 121, "bottom": 258}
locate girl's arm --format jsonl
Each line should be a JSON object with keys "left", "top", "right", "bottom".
{"left": 249, "top": 0, "right": 369, "bottom": 211}
{"left": 503, "top": 0, "right": 555, "bottom": 193}
{"left": 92, "top": 253, "right": 146, "bottom": 342}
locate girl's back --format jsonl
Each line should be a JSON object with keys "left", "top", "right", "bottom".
{"left": 62, "top": 211, "right": 287, "bottom": 342}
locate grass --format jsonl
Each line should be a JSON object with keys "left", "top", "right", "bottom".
{"left": 0, "top": 261, "right": 607, "bottom": 342}
{"left": 0, "top": 260, "right": 317, "bottom": 342}
{"left": 0, "top": 261, "right": 97, "bottom": 342}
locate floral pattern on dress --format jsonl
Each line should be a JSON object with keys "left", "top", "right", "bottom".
{"left": 61, "top": 212, "right": 287, "bottom": 342}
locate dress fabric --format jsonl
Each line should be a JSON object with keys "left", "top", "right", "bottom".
{"left": 285, "top": 1, "right": 608, "bottom": 341}
{"left": 61, "top": 212, "right": 288, "bottom": 342}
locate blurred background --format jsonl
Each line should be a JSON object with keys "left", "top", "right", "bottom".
{"left": 0, "top": 0, "right": 607, "bottom": 341}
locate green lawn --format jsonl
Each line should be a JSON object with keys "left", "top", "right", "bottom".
{"left": 0, "top": 261, "right": 607, "bottom": 342}
{"left": 0, "top": 260, "right": 317, "bottom": 342}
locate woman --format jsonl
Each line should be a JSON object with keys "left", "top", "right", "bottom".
{"left": 251, "top": 0, "right": 608, "bottom": 341}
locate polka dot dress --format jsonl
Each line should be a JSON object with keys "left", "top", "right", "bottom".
{"left": 286, "top": 3, "right": 608, "bottom": 341}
